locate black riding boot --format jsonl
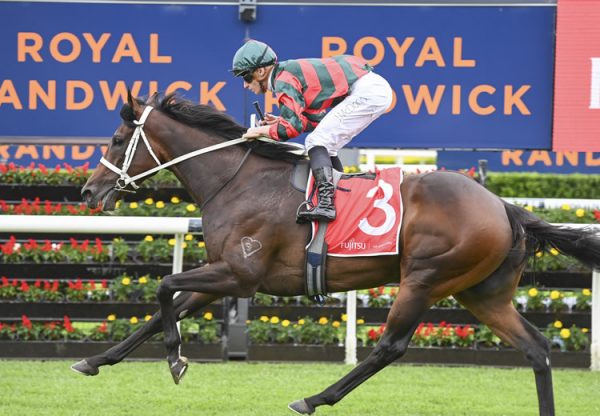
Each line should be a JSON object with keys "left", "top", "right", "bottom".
{"left": 297, "top": 167, "right": 336, "bottom": 223}
{"left": 297, "top": 147, "right": 337, "bottom": 223}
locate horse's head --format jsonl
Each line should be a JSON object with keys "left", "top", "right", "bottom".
{"left": 81, "top": 91, "right": 163, "bottom": 211}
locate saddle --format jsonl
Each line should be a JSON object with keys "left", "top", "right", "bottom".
{"left": 267, "top": 140, "right": 403, "bottom": 303}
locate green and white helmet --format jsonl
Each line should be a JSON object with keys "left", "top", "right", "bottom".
{"left": 231, "top": 40, "right": 278, "bottom": 76}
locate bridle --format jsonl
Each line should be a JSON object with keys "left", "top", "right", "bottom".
{"left": 100, "top": 106, "right": 249, "bottom": 193}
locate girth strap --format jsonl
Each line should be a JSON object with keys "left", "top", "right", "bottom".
{"left": 304, "top": 169, "right": 343, "bottom": 302}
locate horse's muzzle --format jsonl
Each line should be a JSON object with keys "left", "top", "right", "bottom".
{"left": 81, "top": 185, "right": 119, "bottom": 211}
{"left": 81, "top": 186, "right": 98, "bottom": 209}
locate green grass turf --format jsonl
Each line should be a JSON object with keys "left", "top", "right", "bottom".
{"left": 0, "top": 360, "right": 599, "bottom": 415}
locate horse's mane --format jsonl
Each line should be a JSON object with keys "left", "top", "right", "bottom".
{"left": 120, "top": 93, "right": 305, "bottom": 163}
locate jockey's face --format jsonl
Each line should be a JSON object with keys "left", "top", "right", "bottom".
{"left": 243, "top": 67, "right": 270, "bottom": 95}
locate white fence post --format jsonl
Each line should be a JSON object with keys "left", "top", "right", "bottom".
{"left": 172, "top": 232, "right": 185, "bottom": 334}
{"left": 345, "top": 290, "right": 357, "bottom": 365}
{"left": 592, "top": 269, "right": 600, "bottom": 371}
{"left": 172, "top": 233, "right": 185, "bottom": 275}
{"left": 172, "top": 233, "right": 183, "bottom": 330}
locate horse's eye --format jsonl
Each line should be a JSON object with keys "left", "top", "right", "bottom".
{"left": 112, "top": 136, "right": 124, "bottom": 146}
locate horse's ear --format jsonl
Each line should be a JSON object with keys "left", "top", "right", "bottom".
{"left": 145, "top": 92, "right": 158, "bottom": 105}
{"left": 127, "top": 88, "right": 142, "bottom": 114}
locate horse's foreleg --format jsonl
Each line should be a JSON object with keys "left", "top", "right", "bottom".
{"left": 290, "top": 281, "right": 431, "bottom": 414}
{"left": 156, "top": 262, "right": 248, "bottom": 384}
{"left": 71, "top": 291, "right": 219, "bottom": 376}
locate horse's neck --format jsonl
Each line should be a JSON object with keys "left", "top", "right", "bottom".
{"left": 160, "top": 128, "right": 244, "bottom": 206}
{"left": 149, "top": 116, "right": 299, "bottom": 213}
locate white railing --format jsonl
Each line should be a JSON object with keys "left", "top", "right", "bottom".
{"left": 345, "top": 223, "right": 600, "bottom": 369}
{"left": 359, "top": 149, "right": 437, "bottom": 173}
{"left": 503, "top": 198, "right": 600, "bottom": 210}
{"left": 0, "top": 215, "right": 203, "bottom": 275}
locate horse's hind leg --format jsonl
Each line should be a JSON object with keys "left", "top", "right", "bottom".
{"left": 71, "top": 292, "right": 218, "bottom": 376}
{"left": 454, "top": 269, "right": 555, "bottom": 416}
{"left": 289, "top": 279, "right": 432, "bottom": 414}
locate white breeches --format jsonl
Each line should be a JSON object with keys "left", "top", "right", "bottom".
{"left": 304, "top": 71, "right": 393, "bottom": 156}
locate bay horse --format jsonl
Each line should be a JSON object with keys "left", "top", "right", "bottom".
{"left": 75, "top": 92, "right": 600, "bottom": 416}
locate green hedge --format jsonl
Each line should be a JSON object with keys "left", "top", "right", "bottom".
{"left": 485, "top": 173, "right": 600, "bottom": 198}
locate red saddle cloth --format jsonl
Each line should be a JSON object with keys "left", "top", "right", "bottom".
{"left": 309, "top": 167, "right": 404, "bottom": 257}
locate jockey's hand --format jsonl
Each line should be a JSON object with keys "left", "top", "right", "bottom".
{"left": 242, "top": 125, "right": 271, "bottom": 140}
{"left": 259, "top": 113, "right": 280, "bottom": 126}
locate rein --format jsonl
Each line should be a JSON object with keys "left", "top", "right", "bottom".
{"left": 100, "top": 106, "right": 250, "bottom": 192}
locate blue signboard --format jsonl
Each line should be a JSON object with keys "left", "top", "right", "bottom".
{"left": 0, "top": 144, "right": 105, "bottom": 167}
{"left": 0, "top": 1, "right": 555, "bottom": 156}
{"left": 437, "top": 150, "right": 600, "bottom": 173}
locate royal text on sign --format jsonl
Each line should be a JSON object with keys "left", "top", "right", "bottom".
{"left": 17, "top": 32, "right": 172, "bottom": 64}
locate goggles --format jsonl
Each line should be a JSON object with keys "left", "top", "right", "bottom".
{"left": 241, "top": 70, "right": 255, "bottom": 83}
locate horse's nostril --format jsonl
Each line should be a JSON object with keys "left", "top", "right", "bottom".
{"left": 81, "top": 188, "right": 93, "bottom": 203}
{"left": 81, "top": 188, "right": 99, "bottom": 209}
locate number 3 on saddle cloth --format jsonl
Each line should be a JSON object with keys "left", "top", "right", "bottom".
{"left": 307, "top": 167, "right": 404, "bottom": 256}
{"left": 303, "top": 167, "right": 404, "bottom": 301}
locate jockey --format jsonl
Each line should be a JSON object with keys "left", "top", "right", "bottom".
{"left": 231, "top": 39, "right": 393, "bottom": 223}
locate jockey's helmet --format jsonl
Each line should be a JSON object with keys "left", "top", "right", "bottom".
{"left": 231, "top": 40, "right": 278, "bottom": 77}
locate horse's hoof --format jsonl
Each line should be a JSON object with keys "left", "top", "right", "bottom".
{"left": 70, "top": 360, "right": 99, "bottom": 376}
{"left": 288, "top": 399, "right": 315, "bottom": 415}
{"left": 169, "top": 356, "right": 189, "bottom": 385}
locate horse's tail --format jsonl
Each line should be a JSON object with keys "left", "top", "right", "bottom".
{"left": 503, "top": 201, "right": 600, "bottom": 269}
